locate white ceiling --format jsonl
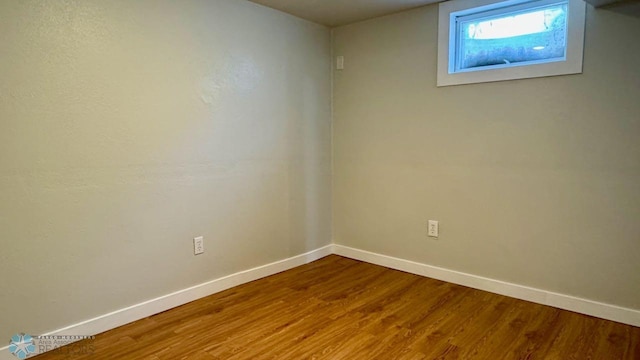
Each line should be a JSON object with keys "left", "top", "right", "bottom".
{"left": 248, "top": 0, "right": 440, "bottom": 27}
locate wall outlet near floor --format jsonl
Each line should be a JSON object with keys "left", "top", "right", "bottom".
{"left": 194, "top": 236, "right": 204, "bottom": 255}
{"left": 428, "top": 220, "right": 439, "bottom": 238}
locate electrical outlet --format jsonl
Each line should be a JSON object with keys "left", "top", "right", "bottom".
{"left": 193, "top": 236, "right": 204, "bottom": 255}
{"left": 428, "top": 220, "right": 439, "bottom": 238}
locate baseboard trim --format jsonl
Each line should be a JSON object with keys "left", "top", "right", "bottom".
{"left": 3, "top": 242, "right": 638, "bottom": 359}
{"left": 333, "top": 244, "right": 640, "bottom": 327}
{"left": 0, "top": 245, "right": 333, "bottom": 359}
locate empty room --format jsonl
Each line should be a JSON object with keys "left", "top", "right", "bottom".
{"left": 1, "top": 0, "right": 639, "bottom": 358}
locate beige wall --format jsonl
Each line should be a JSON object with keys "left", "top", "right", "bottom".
{"left": 0, "top": 0, "right": 331, "bottom": 340}
{"left": 333, "top": 5, "right": 640, "bottom": 310}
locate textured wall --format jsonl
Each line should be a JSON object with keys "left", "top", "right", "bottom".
{"left": 0, "top": 0, "right": 331, "bottom": 340}
{"left": 333, "top": 5, "right": 640, "bottom": 310}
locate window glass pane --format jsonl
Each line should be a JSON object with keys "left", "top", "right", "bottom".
{"left": 457, "top": 2, "right": 567, "bottom": 71}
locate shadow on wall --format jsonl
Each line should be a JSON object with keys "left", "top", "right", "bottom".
{"left": 601, "top": 1, "right": 640, "bottom": 18}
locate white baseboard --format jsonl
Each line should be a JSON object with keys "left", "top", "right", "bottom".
{"left": 0, "top": 245, "right": 333, "bottom": 360}
{"left": 2, "top": 242, "right": 638, "bottom": 360}
{"left": 333, "top": 244, "right": 640, "bottom": 328}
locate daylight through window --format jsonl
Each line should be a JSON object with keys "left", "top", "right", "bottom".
{"left": 456, "top": 1, "right": 568, "bottom": 72}
{"left": 437, "top": 0, "right": 586, "bottom": 86}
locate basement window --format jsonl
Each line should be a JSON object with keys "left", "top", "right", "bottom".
{"left": 437, "top": 0, "right": 586, "bottom": 86}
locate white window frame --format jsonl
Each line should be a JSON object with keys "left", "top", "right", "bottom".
{"left": 437, "top": 0, "right": 586, "bottom": 87}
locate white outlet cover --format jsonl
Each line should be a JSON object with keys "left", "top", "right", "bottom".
{"left": 428, "top": 220, "right": 439, "bottom": 238}
{"left": 194, "top": 236, "right": 204, "bottom": 255}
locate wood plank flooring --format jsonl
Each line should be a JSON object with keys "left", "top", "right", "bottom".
{"left": 33, "top": 255, "right": 640, "bottom": 359}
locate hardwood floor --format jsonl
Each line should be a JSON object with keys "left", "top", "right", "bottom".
{"left": 33, "top": 255, "right": 640, "bottom": 359}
